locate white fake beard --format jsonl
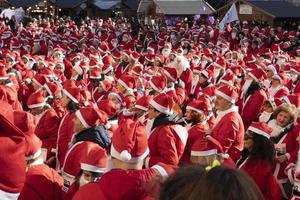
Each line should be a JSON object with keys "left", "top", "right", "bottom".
{"left": 162, "top": 48, "right": 171, "bottom": 58}
{"left": 241, "top": 80, "right": 253, "bottom": 95}
{"left": 259, "top": 111, "right": 272, "bottom": 122}
{"left": 145, "top": 118, "right": 155, "bottom": 136}
{"left": 268, "top": 119, "right": 284, "bottom": 137}
{"left": 79, "top": 176, "right": 90, "bottom": 187}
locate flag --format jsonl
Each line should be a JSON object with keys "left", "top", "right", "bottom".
{"left": 219, "top": 3, "right": 239, "bottom": 31}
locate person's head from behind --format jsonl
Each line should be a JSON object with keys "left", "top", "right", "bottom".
{"left": 188, "top": 166, "right": 264, "bottom": 200}
{"left": 159, "top": 165, "right": 206, "bottom": 200}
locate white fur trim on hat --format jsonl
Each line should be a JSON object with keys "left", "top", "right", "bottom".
{"left": 120, "top": 150, "right": 132, "bottom": 161}
{"left": 28, "top": 102, "right": 46, "bottom": 109}
{"left": 26, "top": 148, "right": 42, "bottom": 161}
{"left": 110, "top": 145, "right": 149, "bottom": 163}
{"left": 63, "top": 89, "right": 79, "bottom": 104}
{"left": 149, "top": 80, "right": 163, "bottom": 92}
{"left": 215, "top": 90, "right": 235, "bottom": 104}
{"left": 135, "top": 105, "right": 148, "bottom": 111}
{"left": 89, "top": 75, "right": 102, "bottom": 79}
{"left": 149, "top": 99, "right": 173, "bottom": 115}
{"left": 108, "top": 92, "right": 122, "bottom": 103}
{"left": 80, "top": 163, "right": 106, "bottom": 173}
{"left": 151, "top": 165, "right": 168, "bottom": 178}
{"left": 75, "top": 110, "right": 91, "bottom": 129}
{"left": 118, "top": 79, "right": 129, "bottom": 90}
{"left": 164, "top": 70, "right": 176, "bottom": 81}
{"left": 102, "top": 66, "right": 113, "bottom": 74}
{"left": 248, "top": 126, "right": 270, "bottom": 139}
{"left": 186, "top": 106, "right": 204, "bottom": 114}
{"left": 191, "top": 149, "right": 217, "bottom": 157}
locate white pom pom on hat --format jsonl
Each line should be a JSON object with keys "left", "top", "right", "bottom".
{"left": 120, "top": 150, "right": 132, "bottom": 161}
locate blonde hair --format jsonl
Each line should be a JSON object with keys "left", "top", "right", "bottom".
{"left": 273, "top": 103, "right": 298, "bottom": 124}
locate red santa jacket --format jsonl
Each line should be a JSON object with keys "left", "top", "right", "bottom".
{"left": 18, "top": 163, "right": 64, "bottom": 200}
{"left": 212, "top": 107, "right": 245, "bottom": 162}
{"left": 146, "top": 124, "right": 188, "bottom": 167}
{"left": 56, "top": 112, "right": 75, "bottom": 168}
{"left": 240, "top": 89, "right": 267, "bottom": 129}
{"left": 35, "top": 108, "right": 61, "bottom": 160}
{"left": 180, "top": 122, "right": 209, "bottom": 164}
{"left": 73, "top": 169, "right": 157, "bottom": 200}
{"left": 240, "top": 159, "right": 282, "bottom": 200}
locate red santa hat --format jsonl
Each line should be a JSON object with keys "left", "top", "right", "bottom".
{"left": 44, "top": 82, "right": 60, "bottom": 97}
{"left": 247, "top": 122, "right": 272, "bottom": 139}
{"left": 75, "top": 107, "right": 107, "bottom": 129}
{"left": 200, "top": 69, "right": 213, "bottom": 81}
{"left": 95, "top": 99, "right": 119, "bottom": 119}
{"left": 186, "top": 100, "right": 209, "bottom": 115}
{"left": 248, "top": 68, "right": 266, "bottom": 82}
{"left": 219, "top": 72, "right": 236, "bottom": 86}
{"left": 149, "top": 75, "right": 167, "bottom": 92}
{"left": 31, "top": 74, "right": 49, "bottom": 87}
{"left": 27, "top": 90, "right": 46, "bottom": 109}
{"left": 0, "top": 101, "right": 27, "bottom": 194}
{"left": 63, "top": 86, "right": 81, "bottom": 104}
{"left": 163, "top": 67, "right": 178, "bottom": 82}
{"left": 130, "top": 51, "right": 140, "bottom": 61}
{"left": 135, "top": 96, "right": 152, "bottom": 111}
{"left": 117, "top": 74, "right": 136, "bottom": 90}
{"left": 149, "top": 93, "right": 174, "bottom": 115}
{"left": 25, "top": 133, "right": 43, "bottom": 161}
{"left": 282, "top": 94, "right": 300, "bottom": 108}
{"left": 80, "top": 147, "right": 108, "bottom": 173}
{"left": 215, "top": 84, "right": 238, "bottom": 104}
{"left": 89, "top": 68, "right": 102, "bottom": 79}
{"left": 191, "top": 135, "right": 223, "bottom": 157}
{"left": 111, "top": 120, "right": 149, "bottom": 163}
{"left": 13, "top": 111, "right": 36, "bottom": 135}
{"left": 112, "top": 50, "right": 122, "bottom": 60}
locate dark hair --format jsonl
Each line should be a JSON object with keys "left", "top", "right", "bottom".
{"left": 187, "top": 166, "right": 264, "bottom": 200}
{"left": 248, "top": 131, "right": 275, "bottom": 166}
{"left": 66, "top": 100, "right": 81, "bottom": 112}
{"left": 159, "top": 165, "right": 206, "bottom": 200}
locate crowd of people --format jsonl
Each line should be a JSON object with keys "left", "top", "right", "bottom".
{"left": 0, "top": 14, "right": 300, "bottom": 200}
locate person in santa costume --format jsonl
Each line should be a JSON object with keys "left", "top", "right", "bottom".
{"left": 267, "top": 104, "right": 299, "bottom": 198}
{"left": 0, "top": 101, "right": 27, "bottom": 200}
{"left": 73, "top": 117, "right": 176, "bottom": 200}
{"left": 211, "top": 84, "right": 245, "bottom": 163}
{"left": 56, "top": 84, "right": 82, "bottom": 169}
{"left": 64, "top": 146, "right": 108, "bottom": 200}
{"left": 18, "top": 133, "right": 64, "bottom": 200}
{"left": 237, "top": 121, "right": 282, "bottom": 200}
{"left": 180, "top": 99, "right": 210, "bottom": 164}
{"left": 145, "top": 93, "right": 188, "bottom": 167}
{"left": 239, "top": 68, "right": 268, "bottom": 129}
{"left": 61, "top": 107, "right": 111, "bottom": 192}
{"left": 268, "top": 73, "right": 289, "bottom": 99}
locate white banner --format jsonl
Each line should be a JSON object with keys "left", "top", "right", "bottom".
{"left": 239, "top": 4, "right": 252, "bottom": 15}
